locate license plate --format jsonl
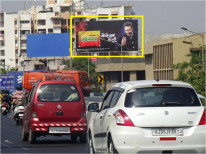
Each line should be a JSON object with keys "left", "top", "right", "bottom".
{"left": 152, "top": 128, "right": 183, "bottom": 136}
{"left": 49, "top": 127, "right": 70, "bottom": 134}
{"left": 19, "top": 114, "right": 24, "bottom": 117}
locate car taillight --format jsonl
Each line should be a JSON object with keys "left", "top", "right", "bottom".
{"left": 113, "top": 109, "right": 134, "bottom": 126}
{"left": 32, "top": 102, "right": 37, "bottom": 118}
{"left": 199, "top": 109, "right": 206, "bottom": 125}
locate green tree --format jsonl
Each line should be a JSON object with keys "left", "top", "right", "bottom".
{"left": 64, "top": 58, "right": 103, "bottom": 92}
{"left": 173, "top": 48, "right": 205, "bottom": 104}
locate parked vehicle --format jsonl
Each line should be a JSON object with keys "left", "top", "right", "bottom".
{"left": 88, "top": 80, "right": 205, "bottom": 154}
{"left": 22, "top": 80, "right": 87, "bottom": 144}
{"left": 1, "top": 102, "right": 9, "bottom": 116}
{"left": 55, "top": 70, "right": 90, "bottom": 96}
{"left": 13, "top": 98, "right": 25, "bottom": 125}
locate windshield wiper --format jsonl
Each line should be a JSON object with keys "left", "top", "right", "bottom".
{"left": 162, "top": 102, "right": 183, "bottom": 106}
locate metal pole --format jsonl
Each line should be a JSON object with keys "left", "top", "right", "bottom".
{"left": 88, "top": 56, "right": 90, "bottom": 78}
{"left": 121, "top": 45, "right": 123, "bottom": 82}
{"left": 201, "top": 36, "right": 204, "bottom": 71}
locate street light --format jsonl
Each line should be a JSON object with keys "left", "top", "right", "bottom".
{"left": 181, "top": 27, "right": 205, "bottom": 70}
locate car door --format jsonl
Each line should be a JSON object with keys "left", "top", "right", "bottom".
{"left": 92, "top": 90, "right": 114, "bottom": 151}
{"left": 102, "top": 91, "right": 122, "bottom": 150}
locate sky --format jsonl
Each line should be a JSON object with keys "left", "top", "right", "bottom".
{"left": 0, "top": 0, "right": 205, "bottom": 35}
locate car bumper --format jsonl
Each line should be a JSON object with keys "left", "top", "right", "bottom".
{"left": 110, "top": 125, "right": 205, "bottom": 154}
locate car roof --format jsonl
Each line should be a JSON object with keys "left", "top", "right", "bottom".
{"left": 111, "top": 80, "right": 194, "bottom": 91}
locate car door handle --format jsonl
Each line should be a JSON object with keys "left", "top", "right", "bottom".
{"left": 100, "top": 115, "right": 103, "bottom": 119}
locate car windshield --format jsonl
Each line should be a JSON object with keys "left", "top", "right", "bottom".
{"left": 125, "top": 87, "right": 201, "bottom": 107}
{"left": 37, "top": 84, "right": 80, "bottom": 102}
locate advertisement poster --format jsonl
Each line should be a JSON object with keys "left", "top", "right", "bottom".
{"left": 76, "top": 20, "right": 138, "bottom": 52}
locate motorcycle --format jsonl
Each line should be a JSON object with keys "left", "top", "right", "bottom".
{"left": 13, "top": 98, "right": 25, "bottom": 125}
{"left": 1, "top": 102, "right": 9, "bottom": 116}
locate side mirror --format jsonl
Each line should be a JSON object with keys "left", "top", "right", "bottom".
{"left": 88, "top": 103, "right": 99, "bottom": 112}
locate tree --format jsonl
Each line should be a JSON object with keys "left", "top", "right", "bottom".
{"left": 173, "top": 48, "right": 205, "bottom": 104}
{"left": 64, "top": 58, "right": 103, "bottom": 92}
{"left": 0, "top": 67, "right": 16, "bottom": 75}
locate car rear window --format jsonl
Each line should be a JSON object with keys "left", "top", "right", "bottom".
{"left": 37, "top": 84, "right": 81, "bottom": 102}
{"left": 125, "top": 87, "right": 201, "bottom": 107}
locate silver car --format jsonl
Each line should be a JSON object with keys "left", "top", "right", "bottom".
{"left": 87, "top": 80, "right": 205, "bottom": 154}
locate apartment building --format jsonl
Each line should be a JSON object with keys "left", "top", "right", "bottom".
{"left": 0, "top": 12, "right": 17, "bottom": 70}
{"left": 145, "top": 33, "right": 206, "bottom": 80}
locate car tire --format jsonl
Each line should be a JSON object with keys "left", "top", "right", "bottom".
{"left": 29, "top": 129, "right": 36, "bottom": 144}
{"left": 88, "top": 133, "right": 95, "bottom": 154}
{"left": 80, "top": 133, "right": 87, "bottom": 143}
{"left": 71, "top": 134, "right": 77, "bottom": 143}
{"left": 108, "top": 137, "right": 118, "bottom": 154}
{"left": 22, "top": 127, "right": 28, "bottom": 141}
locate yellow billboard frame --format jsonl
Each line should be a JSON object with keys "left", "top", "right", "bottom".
{"left": 70, "top": 15, "right": 144, "bottom": 58}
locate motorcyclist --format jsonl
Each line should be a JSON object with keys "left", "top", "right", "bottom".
{"left": 2, "top": 91, "right": 12, "bottom": 112}
{"left": 12, "top": 85, "right": 25, "bottom": 108}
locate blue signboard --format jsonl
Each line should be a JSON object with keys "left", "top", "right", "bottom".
{"left": 7, "top": 71, "right": 24, "bottom": 90}
{"left": 27, "top": 33, "right": 70, "bottom": 57}
{"left": 0, "top": 75, "right": 15, "bottom": 90}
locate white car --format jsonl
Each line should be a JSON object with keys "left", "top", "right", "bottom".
{"left": 87, "top": 80, "right": 205, "bottom": 154}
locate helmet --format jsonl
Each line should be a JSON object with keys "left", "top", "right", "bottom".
{"left": 16, "top": 85, "right": 22, "bottom": 91}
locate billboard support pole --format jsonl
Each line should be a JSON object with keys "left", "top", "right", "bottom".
{"left": 88, "top": 53, "right": 90, "bottom": 78}
{"left": 121, "top": 45, "right": 123, "bottom": 82}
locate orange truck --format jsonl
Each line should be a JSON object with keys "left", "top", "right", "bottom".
{"left": 22, "top": 70, "right": 90, "bottom": 96}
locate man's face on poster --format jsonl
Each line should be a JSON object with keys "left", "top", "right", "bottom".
{"left": 124, "top": 26, "right": 133, "bottom": 36}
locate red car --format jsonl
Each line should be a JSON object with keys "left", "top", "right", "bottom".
{"left": 22, "top": 80, "right": 87, "bottom": 144}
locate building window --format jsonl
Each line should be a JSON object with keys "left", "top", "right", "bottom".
{"left": 98, "top": 14, "right": 108, "bottom": 19}
{"left": 20, "top": 20, "right": 30, "bottom": 24}
{"left": 34, "top": 64, "right": 44, "bottom": 70}
{"left": 54, "top": 19, "right": 60, "bottom": 24}
{"left": 0, "top": 40, "right": 4, "bottom": 46}
{"left": 15, "top": 30, "right": 18, "bottom": 34}
{"left": 145, "top": 54, "right": 152, "bottom": 64}
{"left": 0, "top": 50, "right": 5, "bottom": 56}
{"left": 48, "top": 29, "right": 53, "bottom": 33}
{"left": 21, "top": 50, "right": 27, "bottom": 53}
{"left": 37, "top": 20, "right": 46, "bottom": 25}
{"left": 112, "top": 14, "right": 118, "bottom": 18}
{"left": 61, "top": 19, "right": 66, "bottom": 25}
{"left": 15, "top": 50, "right": 18, "bottom": 55}
{"left": 16, "top": 59, "right": 18, "bottom": 64}
{"left": 14, "top": 20, "right": 17, "bottom": 25}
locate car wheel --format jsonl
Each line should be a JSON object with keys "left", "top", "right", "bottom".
{"left": 22, "top": 127, "right": 28, "bottom": 141}
{"left": 108, "top": 137, "right": 118, "bottom": 154}
{"left": 29, "top": 129, "right": 36, "bottom": 144}
{"left": 80, "top": 133, "right": 87, "bottom": 143}
{"left": 71, "top": 134, "right": 77, "bottom": 143}
{"left": 88, "top": 134, "right": 95, "bottom": 154}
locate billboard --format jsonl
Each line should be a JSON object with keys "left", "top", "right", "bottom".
{"left": 0, "top": 75, "right": 14, "bottom": 90}
{"left": 76, "top": 20, "right": 138, "bottom": 53}
{"left": 27, "top": 33, "right": 70, "bottom": 57}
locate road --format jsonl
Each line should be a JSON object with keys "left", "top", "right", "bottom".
{"left": 1, "top": 113, "right": 88, "bottom": 153}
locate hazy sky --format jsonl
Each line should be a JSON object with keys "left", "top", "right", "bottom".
{"left": 0, "top": 0, "right": 205, "bottom": 34}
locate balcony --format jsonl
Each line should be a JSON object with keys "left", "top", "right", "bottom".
{"left": 20, "top": 34, "right": 27, "bottom": 40}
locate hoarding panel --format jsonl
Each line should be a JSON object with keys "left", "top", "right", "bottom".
{"left": 27, "top": 33, "right": 70, "bottom": 57}
{"left": 76, "top": 20, "right": 138, "bottom": 53}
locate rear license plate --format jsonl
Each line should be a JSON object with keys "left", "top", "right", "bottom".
{"left": 19, "top": 114, "right": 24, "bottom": 117}
{"left": 49, "top": 127, "right": 70, "bottom": 134}
{"left": 152, "top": 128, "right": 183, "bottom": 136}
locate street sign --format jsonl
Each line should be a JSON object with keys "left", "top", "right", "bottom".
{"left": 98, "top": 75, "right": 104, "bottom": 84}
{"left": 90, "top": 57, "right": 98, "bottom": 61}
{"left": 0, "top": 74, "right": 15, "bottom": 90}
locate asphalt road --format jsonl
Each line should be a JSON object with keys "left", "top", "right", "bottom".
{"left": 1, "top": 113, "right": 88, "bottom": 153}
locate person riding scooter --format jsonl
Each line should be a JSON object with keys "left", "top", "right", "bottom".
{"left": 2, "top": 91, "right": 12, "bottom": 113}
